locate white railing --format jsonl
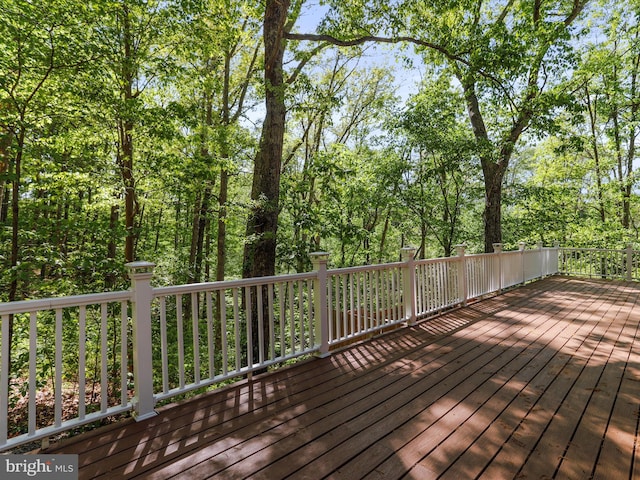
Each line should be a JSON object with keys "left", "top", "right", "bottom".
{"left": 415, "top": 256, "right": 463, "bottom": 317}
{"left": 0, "top": 291, "right": 133, "bottom": 451}
{"left": 558, "top": 246, "right": 639, "bottom": 281}
{"left": 0, "top": 243, "right": 560, "bottom": 451}
{"left": 150, "top": 271, "right": 319, "bottom": 404}
{"left": 326, "top": 261, "right": 407, "bottom": 344}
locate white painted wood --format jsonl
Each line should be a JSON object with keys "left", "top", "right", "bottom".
{"left": 78, "top": 306, "right": 86, "bottom": 421}
{"left": 159, "top": 296, "right": 169, "bottom": 394}
{"left": 120, "top": 300, "right": 128, "bottom": 407}
{"left": 257, "top": 286, "right": 264, "bottom": 364}
{"left": 28, "top": 312, "right": 37, "bottom": 436}
{"left": 126, "top": 262, "right": 158, "bottom": 421}
{"left": 176, "top": 295, "right": 185, "bottom": 389}
{"left": 100, "top": 303, "right": 108, "bottom": 413}
{"left": 268, "top": 284, "right": 275, "bottom": 360}
{"left": 221, "top": 291, "right": 228, "bottom": 376}
{"left": 55, "top": 309, "right": 63, "bottom": 428}
{"left": 1, "top": 314, "right": 8, "bottom": 446}
{"left": 206, "top": 291, "right": 214, "bottom": 379}
{"left": 191, "top": 292, "right": 200, "bottom": 385}
{"left": 233, "top": 288, "right": 240, "bottom": 372}
{"left": 246, "top": 286, "right": 253, "bottom": 367}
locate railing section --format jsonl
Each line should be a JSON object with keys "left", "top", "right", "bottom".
{"left": 559, "top": 246, "right": 639, "bottom": 281}
{"left": 0, "top": 244, "right": 561, "bottom": 451}
{"left": 326, "top": 262, "right": 406, "bottom": 345}
{"left": 415, "top": 257, "right": 463, "bottom": 316}
{"left": 0, "top": 291, "right": 133, "bottom": 450}
{"left": 151, "top": 272, "right": 318, "bottom": 403}
{"left": 466, "top": 252, "right": 500, "bottom": 298}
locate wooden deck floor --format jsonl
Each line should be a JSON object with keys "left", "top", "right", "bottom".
{"left": 45, "top": 276, "right": 640, "bottom": 479}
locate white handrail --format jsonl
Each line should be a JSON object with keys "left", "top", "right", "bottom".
{"left": 0, "top": 291, "right": 132, "bottom": 316}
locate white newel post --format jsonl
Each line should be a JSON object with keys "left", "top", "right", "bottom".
{"left": 310, "top": 252, "right": 330, "bottom": 357}
{"left": 0, "top": 312, "right": 8, "bottom": 446}
{"left": 455, "top": 244, "right": 468, "bottom": 307}
{"left": 126, "top": 261, "right": 158, "bottom": 421}
{"left": 519, "top": 242, "right": 526, "bottom": 284}
{"left": 537, "top": 242, "right": 544, "bottom": 279}
{"left": 493, "top": 243, "right": 503, "bottom": 293}
{"left": 401, "top": 247, "right": 417, "bottom": 325}
{"left": 626, "top": 244, "right": 633, "bottom": 281}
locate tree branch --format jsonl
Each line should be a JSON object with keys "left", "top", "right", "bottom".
{"left": 286, "top": 42, "right": 331, "bottom": 85}
{"left": 496, "top": 0, "right": 515, "bottom": 24}
{"left": 284, "top": 31, "right": 509, "bottom": 92}
{"left": 565, "top": 0, "right": 589, "bottom": 26}
{"left": 285, "top": 32, "right": 462, "bottom": 63}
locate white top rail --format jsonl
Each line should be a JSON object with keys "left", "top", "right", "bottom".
{"left": 154, "top": 271, "right": 317, "bottom": 296}
{"left": 0, "top": 290, "right": 132, "bottom": 315}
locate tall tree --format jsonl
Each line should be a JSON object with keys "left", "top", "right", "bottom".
{"left": 0, "top": 0, "right": 100, "bottom": 379}
{"left": 96, "top": 0, "right": 177, "bottom": 263}
{"left": 588, "top": 6, "right": 640, "bottom": 230}
{"left": 288, "top": 0, "right": 590, "bottom": 252}
{"left": 281, "top": 51, "right": 398, "bottom": 269}
{"left": 180, "top": 0, "right": 262, "bottom": 283}
{"left": 240, "top": 0, "right": 294, "bottom": 365}
{"left": 242, "top": 0, "right": 294, "bottom": 280}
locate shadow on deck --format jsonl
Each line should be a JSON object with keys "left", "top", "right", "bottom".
{"left": 45, "top": 276, "right": 640, "bottom": 479}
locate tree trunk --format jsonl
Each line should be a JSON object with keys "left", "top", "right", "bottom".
{"left": 0, "top": 182, "right": 8, "bottom": 223}
{"left": 194, "top": 185, "right": 211, "bottom": 282}
{"left": 9, "top": 128, "right": 25, "bottom": 303}
{"left": 483, "top": 162, "right": 504, "bottom": 253}
{"left": 242, "top": 0, "right": 291, "bottom": 364}
{"left": 6, "top": 127, "right": 25, "bottom": 379}
{"left": 189, "top": 191, "right": 202, "bottom": 279}
{"left": 0, "top": 132, "right": 10, "bottom": 224}
{"left": 460, "top": 76, "right": 503, "bottom": 252}
{"left": 190, "top": 87, "right": 215, "bottom": 284}
{"left": 216, "top": 171, "right": 229, "bottom": 283}
{"left": 461, "top": 73, "right": 531, "bottom": 252}
{"left": 106, "top": 204, "right": 120, "bottom": 289}
{"left": 120, "top": 120, "right": 138, "bottom": 263}
{"left": 119, "top": 3, "right": 139, "bottom": 264}
{"left": 216, "top": 52, "right": 231, "bottom": 284}
{"left": 622, "top": 48, "right": 639, "bottom": 229}
{"left": 242, "top": 0, "right": 289, "bottom": 279}
{"left": 585, "top": 85, "right": 606, "bottom": 224}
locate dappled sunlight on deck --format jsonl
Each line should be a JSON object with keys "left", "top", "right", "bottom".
{"left": 44, "top": 276, "right": 640, "bottom": 479}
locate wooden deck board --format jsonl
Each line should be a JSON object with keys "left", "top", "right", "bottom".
{"left": 43, "top": 276, "right": 640, "bottom": 479}
{"left": 440, "top": 304, "right": 597, "bottom": 480}
{"left": 368, "top": 286, "right": 586, "bottom": 480}
{"left": 478, "top": 285, "right": 615, "bottom": 480}
{"left": 516, "top": 283, "right": 634, "bottom": 480}
{"left": 590, "top": 311, "right": 640, "bottom": 480}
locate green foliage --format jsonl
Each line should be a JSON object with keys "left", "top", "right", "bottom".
{"left": 394, "top": 77, "right": 482, "bottom": 257}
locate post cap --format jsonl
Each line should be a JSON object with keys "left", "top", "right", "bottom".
{"left": 309, "top": 252, "right": 330, "bottom": 267}
{"left": 400, "top": 246, "right": 416, "bottom": 259}
{"left": 125, "top": 261, "right": 156, "bottom": 274}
